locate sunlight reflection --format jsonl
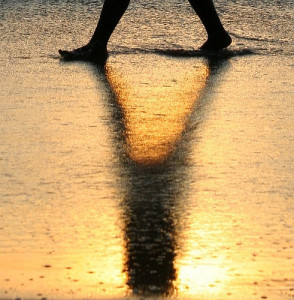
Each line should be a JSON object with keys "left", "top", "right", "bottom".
{"left": 177, "top": 262, "right": 227, "bottom": 295}
{"left": 105, "top": 55, "right": 209, "bottom": 165}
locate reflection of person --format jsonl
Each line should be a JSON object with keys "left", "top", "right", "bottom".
{"left": 122, "top": 167, "right": 177, "bottom": 296}
{"left": 88, "top": 56, "right": 227, "bottom": 296}
{"left": 59, "top": 0, "right": 232, "bottom": 61}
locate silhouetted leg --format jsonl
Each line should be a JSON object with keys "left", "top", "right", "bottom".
{"left": 59, "top": 0, "right": 130, "bottom": 61}
{"left": 188, "top": 0, "right": 232, "bottom": 50}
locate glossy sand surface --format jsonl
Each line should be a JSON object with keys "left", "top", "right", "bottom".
{"left": 1, "top": 1, "right": 294, "bottom": 299}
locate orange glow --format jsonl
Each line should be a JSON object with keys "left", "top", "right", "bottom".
{"left": 176, "top": 261, "right": 228, "bottom": 295}
{"left": 105, "top": 55, "right": 209, "bottom": 165}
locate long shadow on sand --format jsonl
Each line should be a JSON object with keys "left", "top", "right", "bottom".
{"left": 88, "top": 54, "right": 230, "bottom": 296}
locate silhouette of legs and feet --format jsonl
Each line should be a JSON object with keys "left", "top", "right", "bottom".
{"left": 59, "top": 0, "right": 130, "bottom": 61}
{"left": 188, "top": 0, "right": 231, "bottom": 50}
{"left": 59, "top": 0, "right": 231, "bottom": 61}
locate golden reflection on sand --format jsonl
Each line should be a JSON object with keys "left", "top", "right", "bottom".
{"left": 178, "top": 263, "right": 227, "bottom": 293}
{"left": 105, "top": 56, "right": 209, "bottom": 165}
{"left": 103, "top": 56, "right": 231, "bottom": 298}
{"left": 0, "top": 219, "right": 126, "bottom": 298}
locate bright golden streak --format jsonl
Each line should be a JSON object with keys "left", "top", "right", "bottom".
{"left": 177, "top": 262, "right": 227, "bottom": 294}
{"left": 106, "top": 56, "right": 209, "bottom": 165}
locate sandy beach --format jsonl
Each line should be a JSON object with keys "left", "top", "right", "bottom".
{"left": 1, "top": 0, "right": 294, "bottom": 299}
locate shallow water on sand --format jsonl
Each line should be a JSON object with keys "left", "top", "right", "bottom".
{"left": 0, "top": 0, "right": 294, "bottom": 299}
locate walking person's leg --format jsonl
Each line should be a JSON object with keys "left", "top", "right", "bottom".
{"left": 59, "top": 0, "right": 130, "bottom": 61}
{"left": 59, "top": 0, "right": 231, "bottom": 60}
{"left": 187, "top": 0, "right": 231, "bottom": 50}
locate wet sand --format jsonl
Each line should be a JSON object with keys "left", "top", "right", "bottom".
{"left": 1, "top": 50, "right": 293, "bottom": 300}
{"left": 0, "top": 2, "right": 294, "bottom": 298}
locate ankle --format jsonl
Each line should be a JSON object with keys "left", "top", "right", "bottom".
{"left": 89, "top": 39, "right": 107, "bottom": 50}
{"left": 200, "top": 32, "right": 232, "bottom": 50}
{"left": 208, "top": 28, "right": 230, "bottom": 40}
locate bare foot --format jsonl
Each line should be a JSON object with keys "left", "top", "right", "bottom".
{"left": 59, "top": 41, "right": 108, "bottom": 62}
{"left": 200, "top": 32, "right": 232, "bottom": 50}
